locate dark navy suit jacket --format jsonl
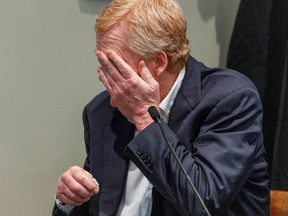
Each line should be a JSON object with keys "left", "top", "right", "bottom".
{"left": 53, "top": 56, "right": 270, "bottom": 216}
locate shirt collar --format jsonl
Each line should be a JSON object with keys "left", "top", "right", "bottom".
{"left": 159, "top": 66, "right": 186, "bottom": 123}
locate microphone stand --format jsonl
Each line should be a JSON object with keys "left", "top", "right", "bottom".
{"left": 148, "top": 106, "right": 211, "bottom": 216}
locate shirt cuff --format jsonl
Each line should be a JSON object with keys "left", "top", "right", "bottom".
{"left": 55, "top": 198, "right": 74, "bottom": 215}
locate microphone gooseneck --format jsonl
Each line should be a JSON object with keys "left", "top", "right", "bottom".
{"left": 148, "top": 106, "right": 211, "bottom": 216}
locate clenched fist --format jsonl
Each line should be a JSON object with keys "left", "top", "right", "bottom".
{"left": 56, "top": 166, "right": 99, "bottom": 206}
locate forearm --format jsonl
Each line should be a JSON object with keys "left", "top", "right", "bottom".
{"left": 124, "top": 113, "right": 262, "bottom": 215}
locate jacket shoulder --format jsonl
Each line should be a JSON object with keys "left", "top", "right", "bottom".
{"left": 201, "top": 67, "right": 261, "bottom": 101}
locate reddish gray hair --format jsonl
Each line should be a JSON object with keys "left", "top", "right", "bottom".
{"left": 95, "top": 0, "right": 190, "bottom": 72}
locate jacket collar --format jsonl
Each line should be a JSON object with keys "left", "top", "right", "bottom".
{"left": 168, "top": 56, "right": 205, "bottom": 132}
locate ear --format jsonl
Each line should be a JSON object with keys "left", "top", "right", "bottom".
{"left": 154, "top": 51, "right": 168, "bottom": 75}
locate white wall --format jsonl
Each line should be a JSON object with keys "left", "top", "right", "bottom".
{"left": 0, "top": 0, "right": 239, "bottom": 215}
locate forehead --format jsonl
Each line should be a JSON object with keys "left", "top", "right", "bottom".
{"left": 96, "top": 25, "right": 128, "bottom": 50}
{"left": 96, "top": 25, "right": 141, "bottom": 71}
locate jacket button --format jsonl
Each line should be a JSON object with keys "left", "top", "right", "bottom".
{"left": 147, "top": 160, "right": 154, "bottom": 168}
{"left": 144, "top": 157, "right": 150, "bottom": 163}
{"left": 141, "top": 153, "right": 147, "bottom": 159}
{"left": 136, "top": 148, "right": 143, "bottom": 155}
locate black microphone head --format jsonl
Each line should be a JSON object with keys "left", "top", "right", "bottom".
{"left": 148, "top": 106, "right": 161, "bottom": 122}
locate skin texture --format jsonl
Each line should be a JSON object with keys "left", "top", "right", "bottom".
{"left": 95, "top": 24, "right": 177, "bottom": 131}
{"left": 56, "top": 166, "right": 99, "bottom": 206}
{"left": 55, "top": 24, "right": 179, "bottom": 206}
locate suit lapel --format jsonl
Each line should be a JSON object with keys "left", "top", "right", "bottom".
{"left": 168, "top": 56, "right": 204, "bottom": 133}
{"left": 151, "top": 57, "right": 205, "bottom": 215}
{"left": 99, "top": 109, "right": 135, "bottom": 216}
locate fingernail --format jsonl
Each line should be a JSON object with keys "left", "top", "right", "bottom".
{"left": 92, "top": 178, "right": 99, "bottom": 186}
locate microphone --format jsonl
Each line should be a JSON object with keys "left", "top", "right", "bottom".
{"left": 148, "top": 106, "right": 211, "bottom": 216}
{"left": 148, "top": 106, "right": 161, "bottom": 123}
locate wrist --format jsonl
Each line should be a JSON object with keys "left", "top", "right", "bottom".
{"left": 134, "top": 113, "right": 154, "bottom": 131}
{"left": 56, "top": 198, "right": 67, "bottom": 206}
{"left": 55, "top": 195, "right": 67, "bottom": 206}
{"left": 55, "top": 196, "right": 75, "bottom": 214}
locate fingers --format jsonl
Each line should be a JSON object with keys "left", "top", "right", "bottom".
{"left": 110, "top": 98, "right": 116, "bottom": 107}
{"left": 138, "top": 60, "right": 159, "bottom": 89}
{"left": 57, "top": 184, "right": 90, "bottom": 206}
{"left": 96, "top": 50, "right": 155, "bottom": 92}
{"left": 96, "top": 50, "right": 140, "bottom": 84}
{"left": 104, "top": 50, "right": 132, "bottom": 79}
{"left": 56, "top": 166, "right": 99, "bottom": 206}
{"left": 95, "top": 49, "right": 160, "bottom": 127}
{"left": 96, "top": 50, "right": 118, "bottom": 77}
{"left": 96, "top": 50, "right": 126, "bottom": 84}
{"left": 71, "top": 168, "right": 99, "bottom": 193}
{"left": 83, "top": 170, "right": 93, "bottom": 179}
{"left": 97, "top": 66, "right": 113, "bottom": 93}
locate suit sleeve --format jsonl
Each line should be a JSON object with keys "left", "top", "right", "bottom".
{"left": 124, "top": 87, "right": 264, "bottom": 215}
{"left": 52, "top": 204, "right": 67, "bottom": 216}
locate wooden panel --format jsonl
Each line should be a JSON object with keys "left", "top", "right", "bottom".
{"left": 270, "top": 190, "right": 288, "bottom": 216}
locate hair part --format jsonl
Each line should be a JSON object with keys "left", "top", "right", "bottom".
{"left": 95, "top": 0, "right": 190, "bottom": 73}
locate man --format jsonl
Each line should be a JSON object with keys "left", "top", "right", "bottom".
{"left": 53, "top": 0, "right": 270, "bottom": 215}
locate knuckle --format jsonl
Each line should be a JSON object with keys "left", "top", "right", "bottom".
{"left": 71, "top": 184, "right": 82, "bottom": 194}
{"left": 118, "top": 81, "right": 126, "bottom": 89}
{"left": 60, "top": 173, "right": 70, "bottom": 183}
{"left": 98, "top": 74, "right": 105, "bottom": 82}
{"left": 129, "top": 78, "right": 137, "bottom": 86}
{"left": 79, "top": 175, "right": 87, "bottom": 184}
{"left": 70, "top": 165, "right": 80, "bottom": 172}
{"left": 70, "top": 193, "right": 79, "bottom": 200}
